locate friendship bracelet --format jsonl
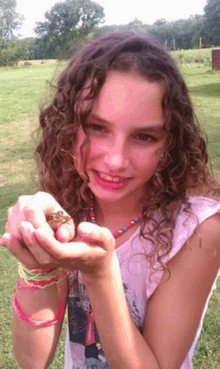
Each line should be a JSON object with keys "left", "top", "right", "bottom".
{"left": 12, "top": 292, "right": 64, "bottom": 327}
{"left": 18, "top": 263, "right": 58, "bottom": 282}
{"left": 25, "top": 276, "right": 60, "bottom": 289}
{"left": 16, "top": 279, "right": 38, "bottom": 291}
{"left": 16, "top": 268, "right": 69, "bottom": 290}
{"left": 16, "top": 277, "right": 59, "bottom": 290}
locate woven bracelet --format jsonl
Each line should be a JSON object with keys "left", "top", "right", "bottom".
{"left": 18, "top": 263, "right": 58, "bottom": 282}
{"left": 17, "top": 268, "right": 69, "bottom": 290}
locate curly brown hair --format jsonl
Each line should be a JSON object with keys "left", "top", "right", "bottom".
{"left": 36, "top": 31, "right": 220, "bottom": 273}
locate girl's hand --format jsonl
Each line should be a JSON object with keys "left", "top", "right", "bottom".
{"left": 0, "top": 192, "right": 75, "bottom": 269}
{"left": 3, "top": 191, "right": 75, "bottom": 242}
{"left": 3, "top": 220, "right": 115, "bottom": 277}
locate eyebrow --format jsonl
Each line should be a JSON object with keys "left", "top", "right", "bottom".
{"left": 89, "top": 114, "right": 165, "bottom": 132}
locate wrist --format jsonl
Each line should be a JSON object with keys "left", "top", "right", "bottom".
{"left": 82, "top": 251, "right": 119, "bottom": 286}
{"left": 18, "top": 263, "right": 68, "bottom": 289}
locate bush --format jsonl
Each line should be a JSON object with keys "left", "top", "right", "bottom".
{"left": 0, "top": 39, "right": 31, "bottom": 67}
{"left": 176, "top": 52, "right": 185, "bottom": 64}
{"left": 23, "top": 61, "right": 32, "bottom": 67}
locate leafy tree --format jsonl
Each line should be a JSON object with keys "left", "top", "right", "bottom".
{"left": 34, "top": 0, "right": 105, "bottom": 59}
{"left": 0, "top": 38, "right": 31, "bottom": 66}
{"left": 150, "top": 15, "right": 204, "bottom": 50}
{"left": 202, "top": 0, "right": 220, "bottom": 45}
{"left": 153, "top": 19, "right": 167, "bottom": 27}
{"left": 94, "top": 19, "right": 152, "bottom": 39}
{"left": 0, "top": 0, "right": 24, "bottom": 41}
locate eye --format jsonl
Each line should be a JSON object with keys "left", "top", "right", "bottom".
{"left": 135, "top": 133, "right": 157, "bottom": 143}
{"left": 85, "top": 124, "right": 107, "bottom": 134}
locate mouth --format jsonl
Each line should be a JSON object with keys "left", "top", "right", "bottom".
{"left": 92, "top": 170, "right": 132, "bottom": 190}
{"left": 94, "top": 170, "right": 131, "bottom": 182}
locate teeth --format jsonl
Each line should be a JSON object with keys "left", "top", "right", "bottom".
{"left": 98, "top": 172, "right": 126, "bottom": 182}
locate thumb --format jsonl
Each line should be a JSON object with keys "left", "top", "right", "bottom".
{"left": 77, "top": 222, "right": 115, "bottom": 251}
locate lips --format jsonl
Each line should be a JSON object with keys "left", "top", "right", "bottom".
{"left": 95, "top": 170, "right": 130, "bottom": 182}
{"left": 93, "top": 170, "right": 131, "bottom": 190}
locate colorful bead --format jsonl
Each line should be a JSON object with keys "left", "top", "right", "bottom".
{"left": 121, "top": 225, "right": 128, "bottom": 231}
{"left": 134, "top": 215, "right": 141, "bottom": 222}
{"left": 113, "top": 231, "right": 120, "bottom": 238}
{"left": 90, "top": 207, "right": 142, "bottom": 239}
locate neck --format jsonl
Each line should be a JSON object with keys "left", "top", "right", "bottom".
{"left": 93, "top": 197, "right": 143, "bottom": 230}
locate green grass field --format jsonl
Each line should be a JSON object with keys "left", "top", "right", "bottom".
{"left": 0, "top": 56, "right": 220, "bottom": 368}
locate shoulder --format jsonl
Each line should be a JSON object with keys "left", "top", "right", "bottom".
{"left": 189, "top": 211, "right": 220, "bottom": 257}
{"left": 170, "top": 211, "right": 220, "bottom": 269}
{"left": 178, "top": 195, "right": 220, "bottom": 225}
{"left": 168, "top": 196, "right": 220, "bottom": 261}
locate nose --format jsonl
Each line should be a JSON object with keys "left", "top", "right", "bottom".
{"left": 103, "top": 137, "right": 129, "bottom": 171}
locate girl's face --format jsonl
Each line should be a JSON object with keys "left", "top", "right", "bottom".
{"left": 75, "top": 71, "right": 167, "bottom": 204}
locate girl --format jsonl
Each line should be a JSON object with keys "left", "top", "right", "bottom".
{"left": 1, "top": 31, "right": 220, "bottom": 369}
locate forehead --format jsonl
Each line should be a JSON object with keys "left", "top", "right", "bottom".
{"left": 91, "top": 71, "right": 165, "bottom": 125}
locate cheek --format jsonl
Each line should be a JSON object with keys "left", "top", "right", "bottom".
{"left": 134, "top": 148, "right": 162, "bottom": 175}
{"left": 85, "top": 138, "right": 105, "bottom": 161}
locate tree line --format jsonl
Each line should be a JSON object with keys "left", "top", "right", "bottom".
{"left": 0, "top": 0, "right": 219, "bottom": 66}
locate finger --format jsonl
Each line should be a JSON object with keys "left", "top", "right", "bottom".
{"left": 33, "top": 227, "right": 106, "bottom": 261}
{"left": 6, "top": 207, "right": 13, "bottom": 231}
{"left": 23, "top": 192, "right": 75, "bottom": 236}
{"left": 6, "top": 195, "right": 54, "bottom": 237}
{"left": 77, "top": 222, "right": 115, "bottom": 251}
{"left": 0, "top": 233, "right": 11, "bottom": 247}
{"left": 55, "top": 221, "right": 75, "bottom": 243}
{"left": 5, "top": 221, "right": 9, "bottom": 233}
{"left": 19, "top": 221, "right": 59, "bottom": 266}
{"left": 4, "top": 233, "right": 41, "bottom": 270}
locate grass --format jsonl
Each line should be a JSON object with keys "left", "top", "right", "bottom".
{"left": 180, "top": 64, "right": 220, "bottom": 180}
{"left": 0, "top": 57, "right": 220, "bottom": 368}
{"left": 171, "top": 47, "right": 219, "bottom": 66}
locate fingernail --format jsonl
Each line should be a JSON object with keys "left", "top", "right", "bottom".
{"left": 0, "top": 233, "right": 10, "bottom": 247}
{"left": 60, "top": 228, "right": 69, "bottom": 239}
{"left": 21, "top": 222, "right": 33, "bottom": 233}
{"left": 79, "top": 223, "right": 94, "bottom": 235}
{"left": 56, "top": 228, "right": 69, "bottom": 242}
{"left": 3, "top": 233, "right": 10, "bottom": 240}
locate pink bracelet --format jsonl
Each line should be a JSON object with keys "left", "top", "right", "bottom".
{"left": 16, "top": 279, "right": 38, "bottom": 291}
{"left": 12, "top": 292, "right": 64, "bottom": 327}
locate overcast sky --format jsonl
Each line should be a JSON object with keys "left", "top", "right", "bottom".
{"left": 16, "top": 0, "right": 207, "bottom": 38}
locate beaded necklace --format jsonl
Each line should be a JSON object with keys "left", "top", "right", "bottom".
{"left": 89, "top": 205, "right": 142, "bottom": 238}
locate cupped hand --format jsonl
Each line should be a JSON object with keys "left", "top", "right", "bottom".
{"left": 0, "top": 191, "right": 76, "bottom": 270}
{"left": 1, "top": 191, "right": 75, "bottom": 244}
{"left": 2, "top": 220, "right": 116, "bottom": 277}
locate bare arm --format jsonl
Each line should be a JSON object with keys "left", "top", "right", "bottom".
{"left": 83, "top": 253, "right": 161, "bottom": 369}
{"left": 82, "top": 213, "right": 220, "bottom": 369}
{"left": 0, "top": 193, "right": 72, "bottom": 368}
{"left": 13, "top": 276, "right": 68, "bottom": 369}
